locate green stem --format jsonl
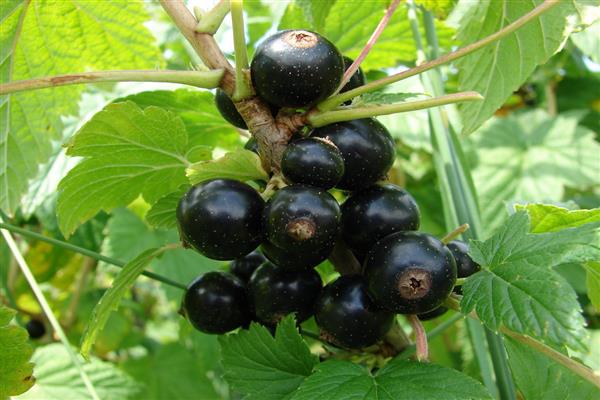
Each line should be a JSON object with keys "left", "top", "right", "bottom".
{"left": 195, "top": 0, "right": 231, "bottom": 34}
{"left": 317, "top": 0, "right": 561, "bottom": 111}
{"left": 0, "top": 69, "right": 225, "bottom": 95}
{"left": 0, "top": 222, "right": 187, "bottom": 290}
{"left": 308, "top": 91, "right": 483, "bottom": 127}
{"left": 441, "top": 223, "right": 470, "bottom": 245}
{"left": 230, "top": 0, "right": 253, "bottom": 101}
{"left": 401, "top": 313, "right": 464, "bottom": 358}
{"left": 1, "top": 220, "right": 101, "bottom": 400}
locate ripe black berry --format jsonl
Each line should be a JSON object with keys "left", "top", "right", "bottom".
{"left": 341, "top": 56, "right": 365, "bottom": 94}
{"left": 281, "top": 138, "right": 344, "bottom": 189}
{"left": 182, "top": 272, "right": 251, "bottom": 334}
{"left": 447, "top": 240, "right": 481, "bottom": 294}
{"left": 261, "top": 240, "right": 331, "bottom": 270}
{"left": 312, "top": 118, "right": 395, "bottom": 191}
{"left": 251, "top": 30, "right": 344, "bottom": 108}
{"left": 341, "top": 183, "right": 420, "bottom": 258}
{"left": 264, "top": 185, "right": 340, "bottom": 254}
{"left": 215, "top": 89, "right": 247, "bottom": 129}
{"left": 25, "top": 319, "right": 45, "bottom": 339}
{"left": 249, "top": 262, "right": 322, "bottom": 326}
{"left": 244, "top": 137, "right": 259, "bottom": 154}
{"left": 315, "top": 275, "right": 394, "bottom": 349}
{"left": 229, "top": 250, "right": 266, "bottom": 282}
{"left": 417, "top": 306, "right": 449, "bottom": 321}
{"left": 364, "top": 232, "right": 457, "bottom": 314}
{"left": 177, "top": 179, "right": 264, "bottom": 260}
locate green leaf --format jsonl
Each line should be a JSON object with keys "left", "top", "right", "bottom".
{"left": 461, "top": 211, "right": 600, "bottom": 352}
{"left": 471, "top": 110, "right": 600, "bottom": 234}
{"left": 584, "top": 262, "right": 600, "bottom": 311}
{"left": 0, "top": 304, "right": 34, "bottom": 398}
{"left": 292, "top": 358, "right": 491, "bottom": 400}
{"left": 219, "top": 315, "right": 318, "bottom": 400}
{"left": 1, "top": 0, "right": 162, "bottom": 214}
{"left": 16, "top": 343, "right": 140, "bottom": 400}
{"left": 122, "top": 342, "right": 220, "bottom": 400}
{"left": 571, "top": 20, "right": 600, "bottom": 63}
{"left": 454, "top": 0, "right": 575, "bottom": 134}
{"left": 146, "top": 186, "right": 190, "bottom": 229}
{"left": 505, "top": 337, "right": 600, "bottom": 400}
{"left": 119, "top": 89, "right": 242, "bottom": 150}
{"left": 57, "top": 101, "right": 209, "bottom": 236}
{"left": 80, "top": 247, "right": 168, "bottom": 359}
{"left": 295, "top": 0, "right": 336, "bottom": 31}
{"left": 187, "top": 149, "right": 268, "bottom": 185}
{"left": 515, "top": 204, "right": 600, "bottom": 233}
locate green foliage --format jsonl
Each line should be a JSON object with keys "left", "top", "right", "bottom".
{"left": 292, "top": 358, "right": 491, "bottom": 399}
{"left": 0, "top": 304, "right": 34, "bottom": 398}
{"left": 571, "top": 20, "right": 600, "bottom": 63}
{"left": 80, "top": 247, "right": 168, "bottom": 359}
{"left": 462, "top": 211, "right": 600, "bottom": 352}
{"left": 187, "top": 149, "right": 268, "bottom": 185}
{"left": 219, "top": 316, "right": 318, "bottom": 399}
{"left": 454, "top": 0, "right": 576, "bottom": 134}
{"left": 57, "top": 101, "right": 210, "bottom": 236}
{"left": 470, "top": 110, "right": 600, "bottom": 234}
{"left": 356, "top": 91, "right": 425, "bottom": 106}
{"left": 16, "top": 344, "right": 140, "bottom": 400}
{"left": 0, "top": 0, "right": 162, "bottom": 214}
{"left": 505, "top": 337, "right": 600, "bottom": 400}
{"left": 146, "top": 186, "right": 190, "bottom": 229}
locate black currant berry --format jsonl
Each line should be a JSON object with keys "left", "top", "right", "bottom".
{"left": 249, "top": 262, "right": 322, "bottom": 326}
{"left": 251, "top": 30, "right": 344, "bottom": 108}
{"left": 341, "top": 56, "right": 365, "bottom": 94}
{"left": 364, "top": 232, "right": 457, "bottom": 314}
{"left": 281, "top": 138, "right": 344, "bottom": 189}
{"left": 315, "top": 275, "right": 394, "bottom": 349}
{"left": 264, "top": 185, "right": 340, "bottom": 254}
{"left": 177, "top": 179, "right": 264, "bottom": 260}
{"left": 229, "top": 250, "right": 267, "bottom": 282}
{"left": 417, "top": 306, "right": 449, "bottom": 321}
{"left": 215, "top": 89, "right": 247, "bottom": 129}
{"left": 447, "top": 240, "right": 481, "bottom": 294}
{"left": 244, "top": 137, "right": 259, "bottom": 154}
{"left": 341, "top": 183, "right": 420, "bottom": 258}
{"left": 261, "top": 240, "right": 331, "bottom": 270}
{"left": 182, "top": 272, "right": 251, "bottom": 334}
{"left": 25, "top": 319, "right": 45, "bottom": 339}
{"left": 312, "top": 118, "right": 395, "bottom": 191}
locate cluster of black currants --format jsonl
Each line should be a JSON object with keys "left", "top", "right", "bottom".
{"left": 177, "top": 30, "right": 480, "bottom": 349}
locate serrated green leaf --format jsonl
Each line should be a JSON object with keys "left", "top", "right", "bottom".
{"left": 505, "top": 337, "right": 600, "bottom": 400}
{"left": 462, "top": 211, "right": 600, "bottom": 352}
{"left": 146, "top": 186, "right": 190, "bottom": 229}
{"left": 119, "top": 89, "right": 242, "bottom": 150}
{"left": 455, "top": 0, "right": 575, "bottom": 134}
{"left": 292, "top": 358, "right": 491, "bottom": 400}
{"left": 471, "top": 110, "right": 600, "bottom": 234}
{"left": 515, "top": 204, "right": 600, "bottom": 233}
{"left": 584, "top": 262, "right": 600, "bottom": 311}
{"left": 1, "top": 0, "right": 162, "bottom": 214}
{"left": 57, "top": 101, "right": 208, "bottom": 236}
{"left": 0, "top": 304, "right": 34, "bottom": 398}
{"left": 187, "top": 149, "right": 268, "bottom": 185}
{"left": 16, "top": 343, "right": 140, "bottom": 400}
{"left": 296, "top": 0, "right": 336, "bottom": 31}
{"left": 219, "top": 315, "right": 318, "bottom": 400}
{"left": 80, "top": 247, "right": 168, "bottom": 359}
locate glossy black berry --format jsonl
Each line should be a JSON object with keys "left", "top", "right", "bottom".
{"left": 261, "top": 240, "right": 332, "bottom": 270}
{"left": 25, "top": 319, "right": 45, "bottom": 339}
{"left": 312, "top": 118, "right": 395, "bottom": 191}
{"left": 264, "top": 185, "right": 340, "bottom": 254}
{"left": 177, "top": 179, "right": 264, "bottom": 260}
{"left": 229, "top": 250, "right": 267, "bottom": 282}
{"left": 244, "top": 137, "right": 259, "bottom": 154}
{"left": 364, "top": 232, "right": 457, "bottom": 314}
{"left": 215, "top": 89, "right": 248, "bottom": 129}
{"left": 341, "top": 56, "right": 365, "bottom": 95}
{"left": 315, "top": 275, "right": 394, "bottom": 349}
{"left": 417, "top": 306, "right": 449, "bottom": 321}
{"left": 251, "top": 30, "right": 344, "bottom": 108}
{"left": 182, "top": 272, "right": 251, "bottom": 334}
{"left": 447, "top": 240, "right": 481, "bottom": 294}
{"left": 341, "top": 183, "right": 420, "bottom": 258}
{"left": 249, "top": 262, "right": 322, "bottom": 326}
{"left": 281, "top": 138, "right": 344, "bottom": 189}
